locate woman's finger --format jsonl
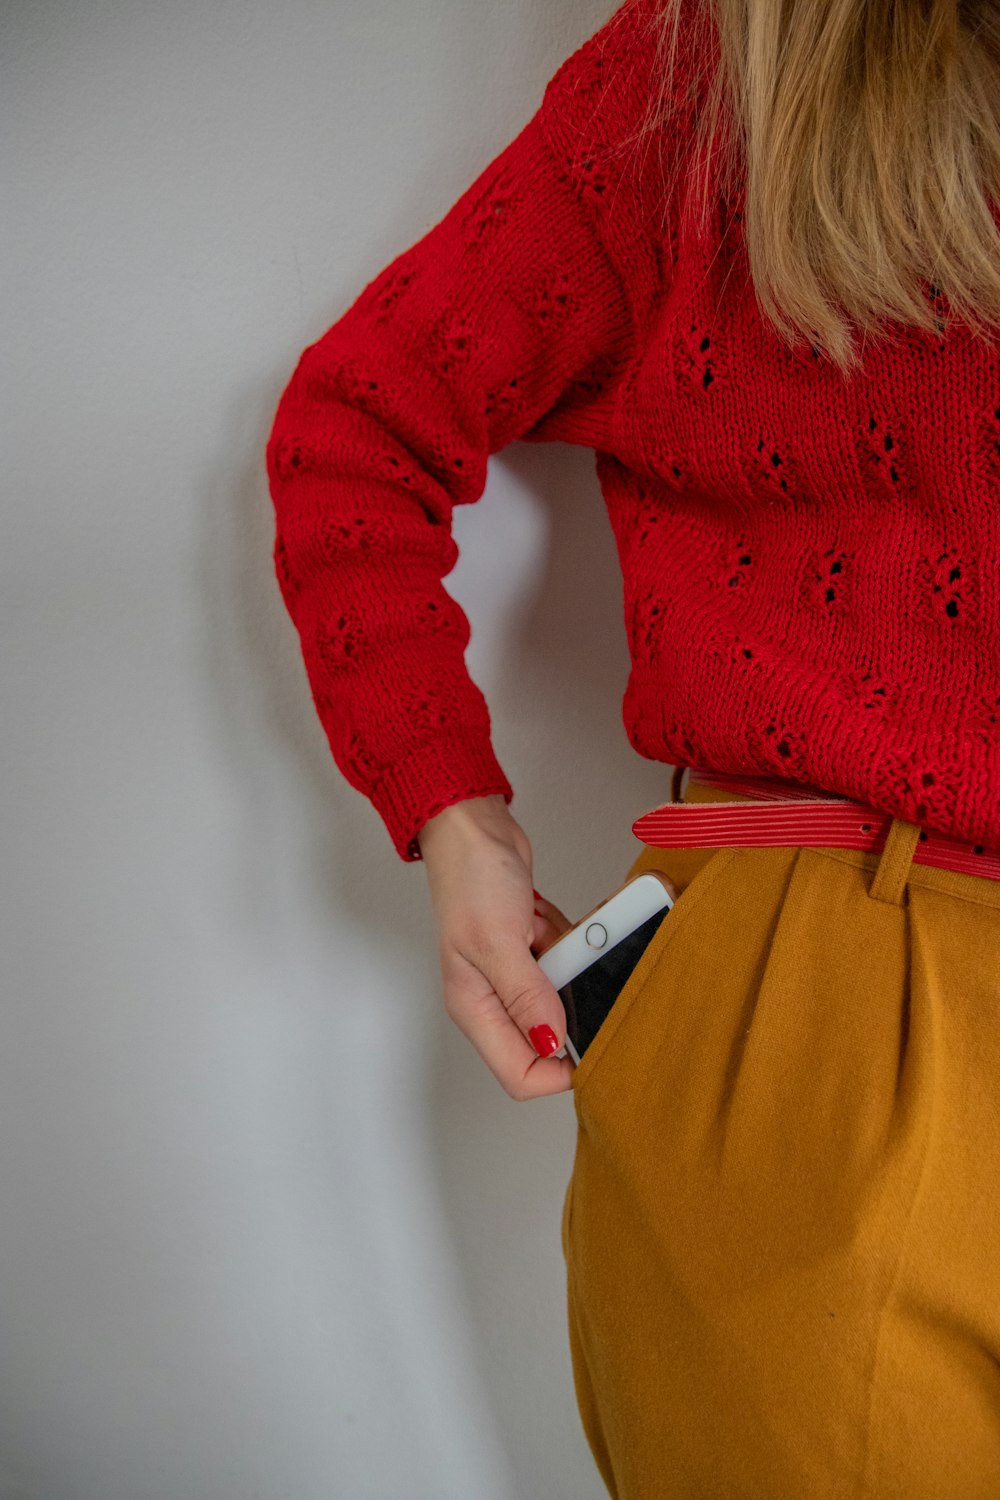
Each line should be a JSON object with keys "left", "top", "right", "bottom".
{"left": 441, "top": 942, "right": 574, "bottom": 1099}
{"left": 532, "top": 891, "right": 573, "bottom": 938}
{"left": 529, "top": 909, "right": 567, "bottom": 955}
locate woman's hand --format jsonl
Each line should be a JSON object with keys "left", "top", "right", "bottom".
{"left": 417, "top": 794, "right": 575, "bottom": 1100}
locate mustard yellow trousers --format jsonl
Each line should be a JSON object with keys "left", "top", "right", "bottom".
{"left": 561, "top": 779, "right": 1000, "bottom": 1498}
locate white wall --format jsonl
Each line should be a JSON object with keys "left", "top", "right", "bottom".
{"left": 2, "top": 3, "right": 675, "bottom": 1496}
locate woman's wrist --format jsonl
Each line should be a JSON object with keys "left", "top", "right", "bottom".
{"left": 416, "top": 793, "right": 512, "bottom": 859}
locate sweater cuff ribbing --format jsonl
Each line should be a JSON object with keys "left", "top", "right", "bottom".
{"left": 368, "top": 735, "right": 515, "bottom": 863}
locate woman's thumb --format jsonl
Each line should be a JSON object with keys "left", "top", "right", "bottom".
{"left": 491, "top": 939, "right": 567, "bottom": 1058}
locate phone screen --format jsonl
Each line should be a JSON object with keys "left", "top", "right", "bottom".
{"left": 559, "top": 905, "right": 670, "bottom": 1062}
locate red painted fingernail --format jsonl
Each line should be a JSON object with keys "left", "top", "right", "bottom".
{"left": 532, "top": 888, "right": 544, "bottom": 902}
{"left": 529, "top": 1024, "right": 559, "bottom": 1057}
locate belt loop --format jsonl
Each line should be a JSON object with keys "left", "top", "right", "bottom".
{"left": 868, "top": 817, "right": 922, "bottom": 905}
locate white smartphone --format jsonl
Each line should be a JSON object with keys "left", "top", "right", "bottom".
{"left": 535, "top": 872, "right": 675, "bottom": 1066}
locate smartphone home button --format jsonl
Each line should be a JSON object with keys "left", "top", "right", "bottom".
{"left": 585, "top": 922, "right": 608, "bottom": 949}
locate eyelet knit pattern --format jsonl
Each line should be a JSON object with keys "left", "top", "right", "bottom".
{"left": 266, "top": 0, "right": 1000, "bottom": 861}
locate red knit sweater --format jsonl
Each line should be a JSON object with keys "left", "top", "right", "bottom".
{"left": 266, "top": 0, "right": 1000, "bottom": 862}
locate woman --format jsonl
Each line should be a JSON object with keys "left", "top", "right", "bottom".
{"left": 265, "top": 0, "right": 1000, "bottom": 1492}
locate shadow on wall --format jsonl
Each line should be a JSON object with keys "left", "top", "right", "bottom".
{"left": 426, "top": 436, "right": 678, "bottom": 1500}
{"left": 200, "top": 367, "right": 670, "bottom": 1497}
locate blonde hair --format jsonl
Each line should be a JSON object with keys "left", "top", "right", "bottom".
{"left": 626, "top": 0, "right": 1000, "bottom": 375}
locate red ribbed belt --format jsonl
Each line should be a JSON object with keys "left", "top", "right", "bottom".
{"left": 631, "top": 765, "right": 1000, "bottom": 883}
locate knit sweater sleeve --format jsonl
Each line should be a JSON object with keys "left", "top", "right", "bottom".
{"left": 265, "top": 0, "right": 674, "bottom": 862}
